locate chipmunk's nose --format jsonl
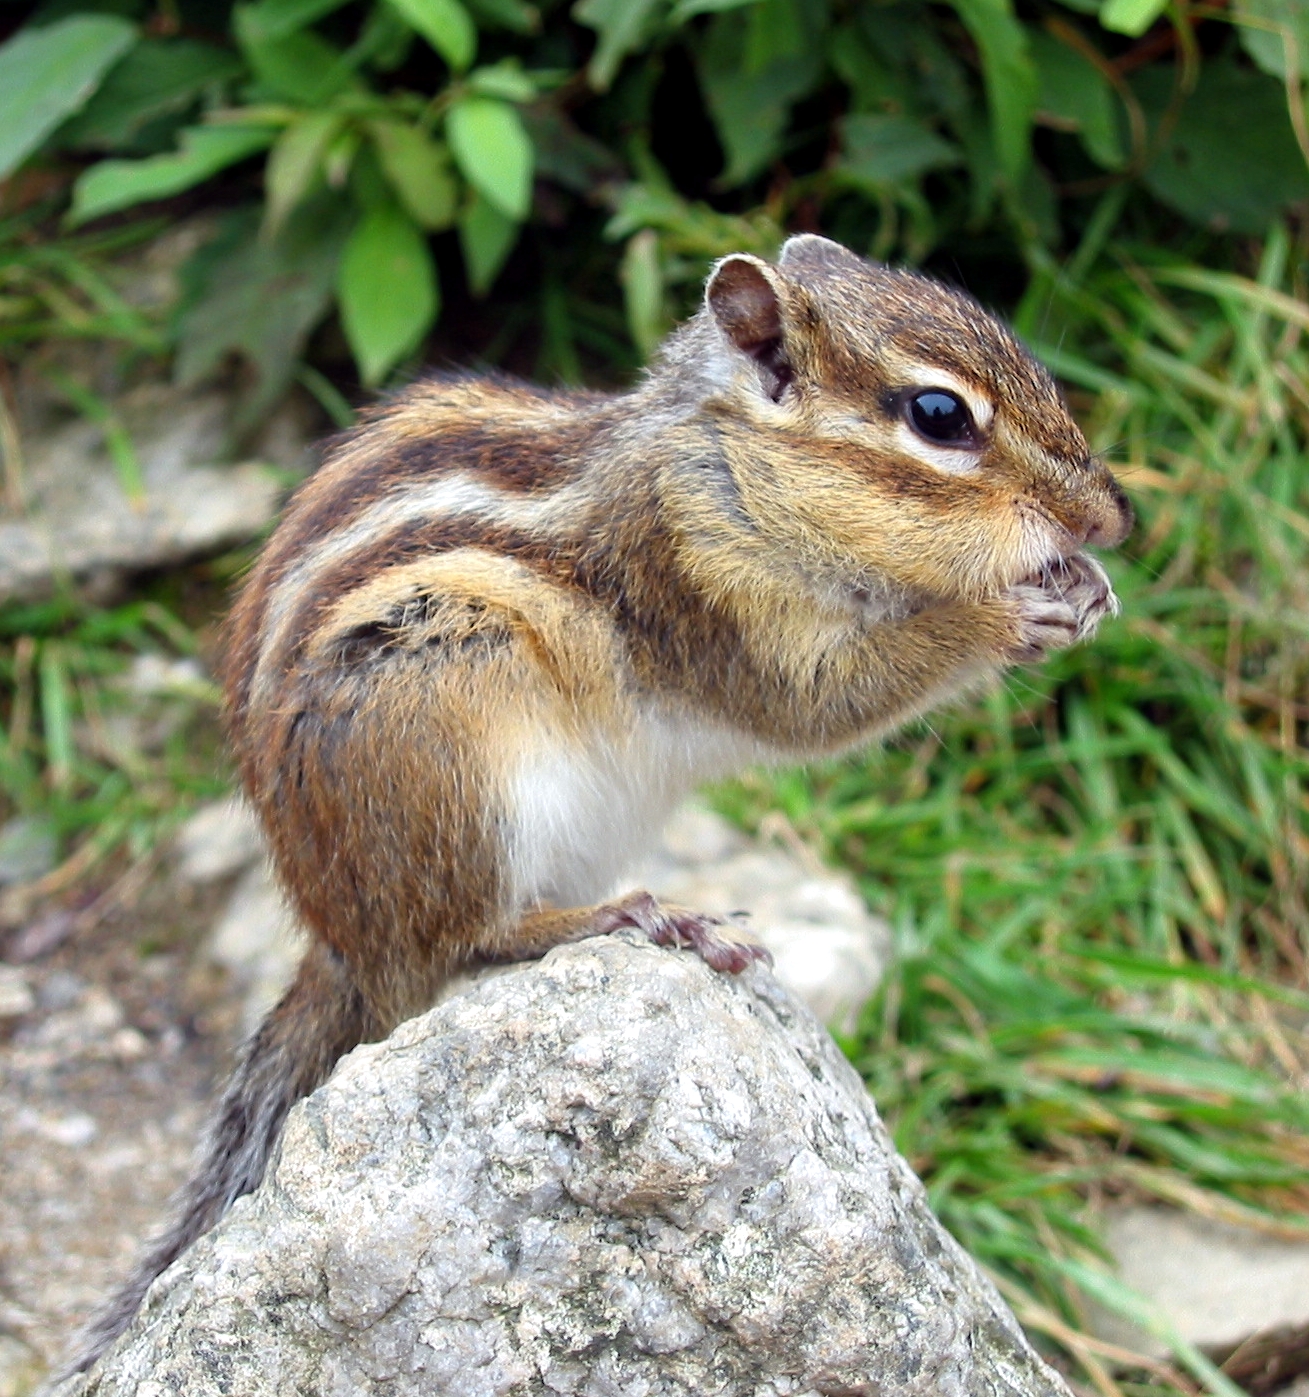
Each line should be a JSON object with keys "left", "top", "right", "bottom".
{"left": 1084, "top": 473, "right": 1133, "bottom": 548}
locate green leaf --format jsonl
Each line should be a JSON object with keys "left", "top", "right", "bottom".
{"left": 743, "top": 0, "right": 810, "bottom": 70}
{"left": 839, "top": 113, "right": 962, "bottom": 187}
{"left": 671, "top": 0, "right": 759, "bottom": 19}
{"left": 384, "top": 0, "right": 476, "bottom": 70}
{"left": 38, "top": 644, "right": 73, "bottom": 791}
{"left": 69, "top": 124, "right": 276, "bottom": 225}
{"left": 265, "top": 111, "right": 342, "bottom": 234}
{"left": 620, "top": 228, "right": 665, "bottom": 359}
{"left": 1236, "top": 0, "right": 1309, "bottom": 81}
{"left": 57, "top": 39, "right": 241, "bottom": 153}
{"left": 177, "top": 197, "right": 351, "bottom": 424}
{"left": 459, "top": 192, "right": 518, "bottom": 294}
{"left": 947, "top": 0, "right": 1037, "bottom": 184}
{"left": 447, "top": 96, "right": 533, "bottom": 220}
{"left": 1030, "top": 30, "right": 1123, "bottom": 170}
{"left": 1137, "top": 58, "right": 1309, "bottom": 234}
{"left": 464, "top": 0, "right": 539, "bottom": 32}
{"left": 468, "top": 61, "right": 537, "bottom": 101}
{"left": 235, "top": 7, "right": 356, "bottom": 104}
{"left": 829, "top": 22, "right": 911, "bottom": 114}
{"left": 696, "top": 2, "right": 823, "bottom": 185}
{"left": 369, "top": 120, "right": 458, "bottom": 229}
{"left": 338, "top": 201, "right": 439, "bottom": 386}
{"left": 1099, "top": 0, "right": 1168, "bottom": 36}
{"left": 240, "top": 0, "right": 355, "bottom": 40}
{"left": 572, "top": 0, "right": 664, "bottom": 89}
{"left": 0, "top": 14, "right": 136, "bottom": 180}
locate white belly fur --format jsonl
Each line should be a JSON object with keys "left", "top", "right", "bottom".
{"left": 504, "top": 704, "right": 763, "bottom": 912}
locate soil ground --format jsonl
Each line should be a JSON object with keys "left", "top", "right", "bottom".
{"left": 0, "top": 869, "right": 244, "bottom": 1392}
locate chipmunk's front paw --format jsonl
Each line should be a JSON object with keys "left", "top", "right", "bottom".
{"left": 1003, "top": 555, "right": 1118, "bottom": 663}
{"left": 1049, "top": 552, "right": 1119, "bottom": 640}
{"left": 595, "top": 891, "right": 772, "bottom": 974}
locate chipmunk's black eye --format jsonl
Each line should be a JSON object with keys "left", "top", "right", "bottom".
{"left": 907, "top": 389, "right": 974, "bottom": 444}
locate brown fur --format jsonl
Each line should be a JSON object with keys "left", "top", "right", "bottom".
{"left": 68, "top": 236, "right": 1130, "bottom": 1373}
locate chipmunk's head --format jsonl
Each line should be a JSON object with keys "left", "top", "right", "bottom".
{"left": 691, "top": 234, "right": 1131, "bottom": 602}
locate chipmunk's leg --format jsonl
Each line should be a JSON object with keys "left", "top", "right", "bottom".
{"left": 490, "top": 893, "right": 771, "bottom": 975}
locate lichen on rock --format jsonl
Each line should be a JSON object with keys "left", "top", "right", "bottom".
{"left": 53, "top": 931, "right": 1073, "bottom": 1397}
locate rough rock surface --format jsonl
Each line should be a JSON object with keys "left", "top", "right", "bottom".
{"left": 53, "top": 933, "right": 1070, "bottom": 1397}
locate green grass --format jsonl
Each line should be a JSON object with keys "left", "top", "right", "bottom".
{"left": 0, "top": 591, "right": 228, "bottom": 906}
{"left": 716, "top": 228, "right": 1309, "bottom": 1395}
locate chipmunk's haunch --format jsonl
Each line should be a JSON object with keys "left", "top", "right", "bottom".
{"left": 70, "top": 234, "right": 1131, "bottom": 1368}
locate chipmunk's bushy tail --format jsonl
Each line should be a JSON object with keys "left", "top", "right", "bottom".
{"left": 66, "top": 941, "right": 372, "bottom": 1375}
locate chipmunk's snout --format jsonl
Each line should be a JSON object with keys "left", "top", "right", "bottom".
{"left": 1083, "top": 470, "right": 1133, "bottom": 549}
{"left": 1036, "top": 465, "right": 1132, "bottom": 555}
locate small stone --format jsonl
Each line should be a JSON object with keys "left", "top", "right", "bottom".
{"left": 0, "top": 966, "right": 34, "bottom": 1019}
{"left": 108, "top": 1027, "right": 150, "bottom": 1061}
{"left": 35, "top": 1112, "right": 98, "bottom": 1148}
{"left": 121, "top": 655, "right": 207, "bottom": 697}
{"left": 208, "top": 862, "right": 305, "bottom": 1032}
{"left": 23, "top": 986, "right": 124, "bottom": 1061}
{"left": 0, "top": 817, "right": 57, "bottom": 887}
{"left": 36, "top": 969, "right": 85, "bottom": 1012}
{"left": 174, "top": 798, "right": 264, "bottom": 883}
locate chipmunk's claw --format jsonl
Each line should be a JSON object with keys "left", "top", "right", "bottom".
{"left": 596, "top": 891, "right": 772, "bottom": 974}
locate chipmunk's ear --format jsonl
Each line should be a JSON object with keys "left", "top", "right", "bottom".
{"left": 778, "top": 233, "right": 869, "bottom": 274}
{"left": 706, "top": 253, "right": 793, "bottom": 402}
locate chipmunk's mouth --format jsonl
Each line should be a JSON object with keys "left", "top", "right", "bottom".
{"left": 1013, "top": 499, "right": 1085, "bottom": 580}
{"left": 1019, "top": 470, "right": 1134, "bottom": 554}
{"left": 1017, "top": 556, "right": 1075, "bottom": 589}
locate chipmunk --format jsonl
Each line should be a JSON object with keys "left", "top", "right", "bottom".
{"left": 69, "top": 233, "right": 1130, "bottom": 1370}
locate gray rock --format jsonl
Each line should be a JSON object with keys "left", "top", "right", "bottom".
{"left": 1092, "top": 1206, "right": 1309, "bottom": 1355}
{"left": 0, "top": 385, "right": 289, "bottom": 603}
{"left": 639, "top": 804, "right": 889, "bottom": 1033}
{"left": 174, "top": 799, "right": 265, "bottom": 885}
{"left": 207, "top": 863, "right": 305, "bottom": 1035}
{"left": 0, "top": 818, "right": 57, "bottom": 888}
{"left": 56, "top": 933, "right": 1071, "bottom": 1397}
{"left": 0, "top": 966, "right": 35, "bottom": 1021}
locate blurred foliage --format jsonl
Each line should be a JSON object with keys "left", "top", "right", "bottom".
{"left": 0, "top": 588, "right": 228, "bottom": 913}
{"left": 1, "top": 0, "right": 1308, "bottom": 397}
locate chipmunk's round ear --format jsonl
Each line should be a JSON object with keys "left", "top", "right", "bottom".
{"left": 705, "top": 254, "right": 792, "bottom": 401}
{"left": 778, "top": 233, "right": 869, "bottom": 274}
